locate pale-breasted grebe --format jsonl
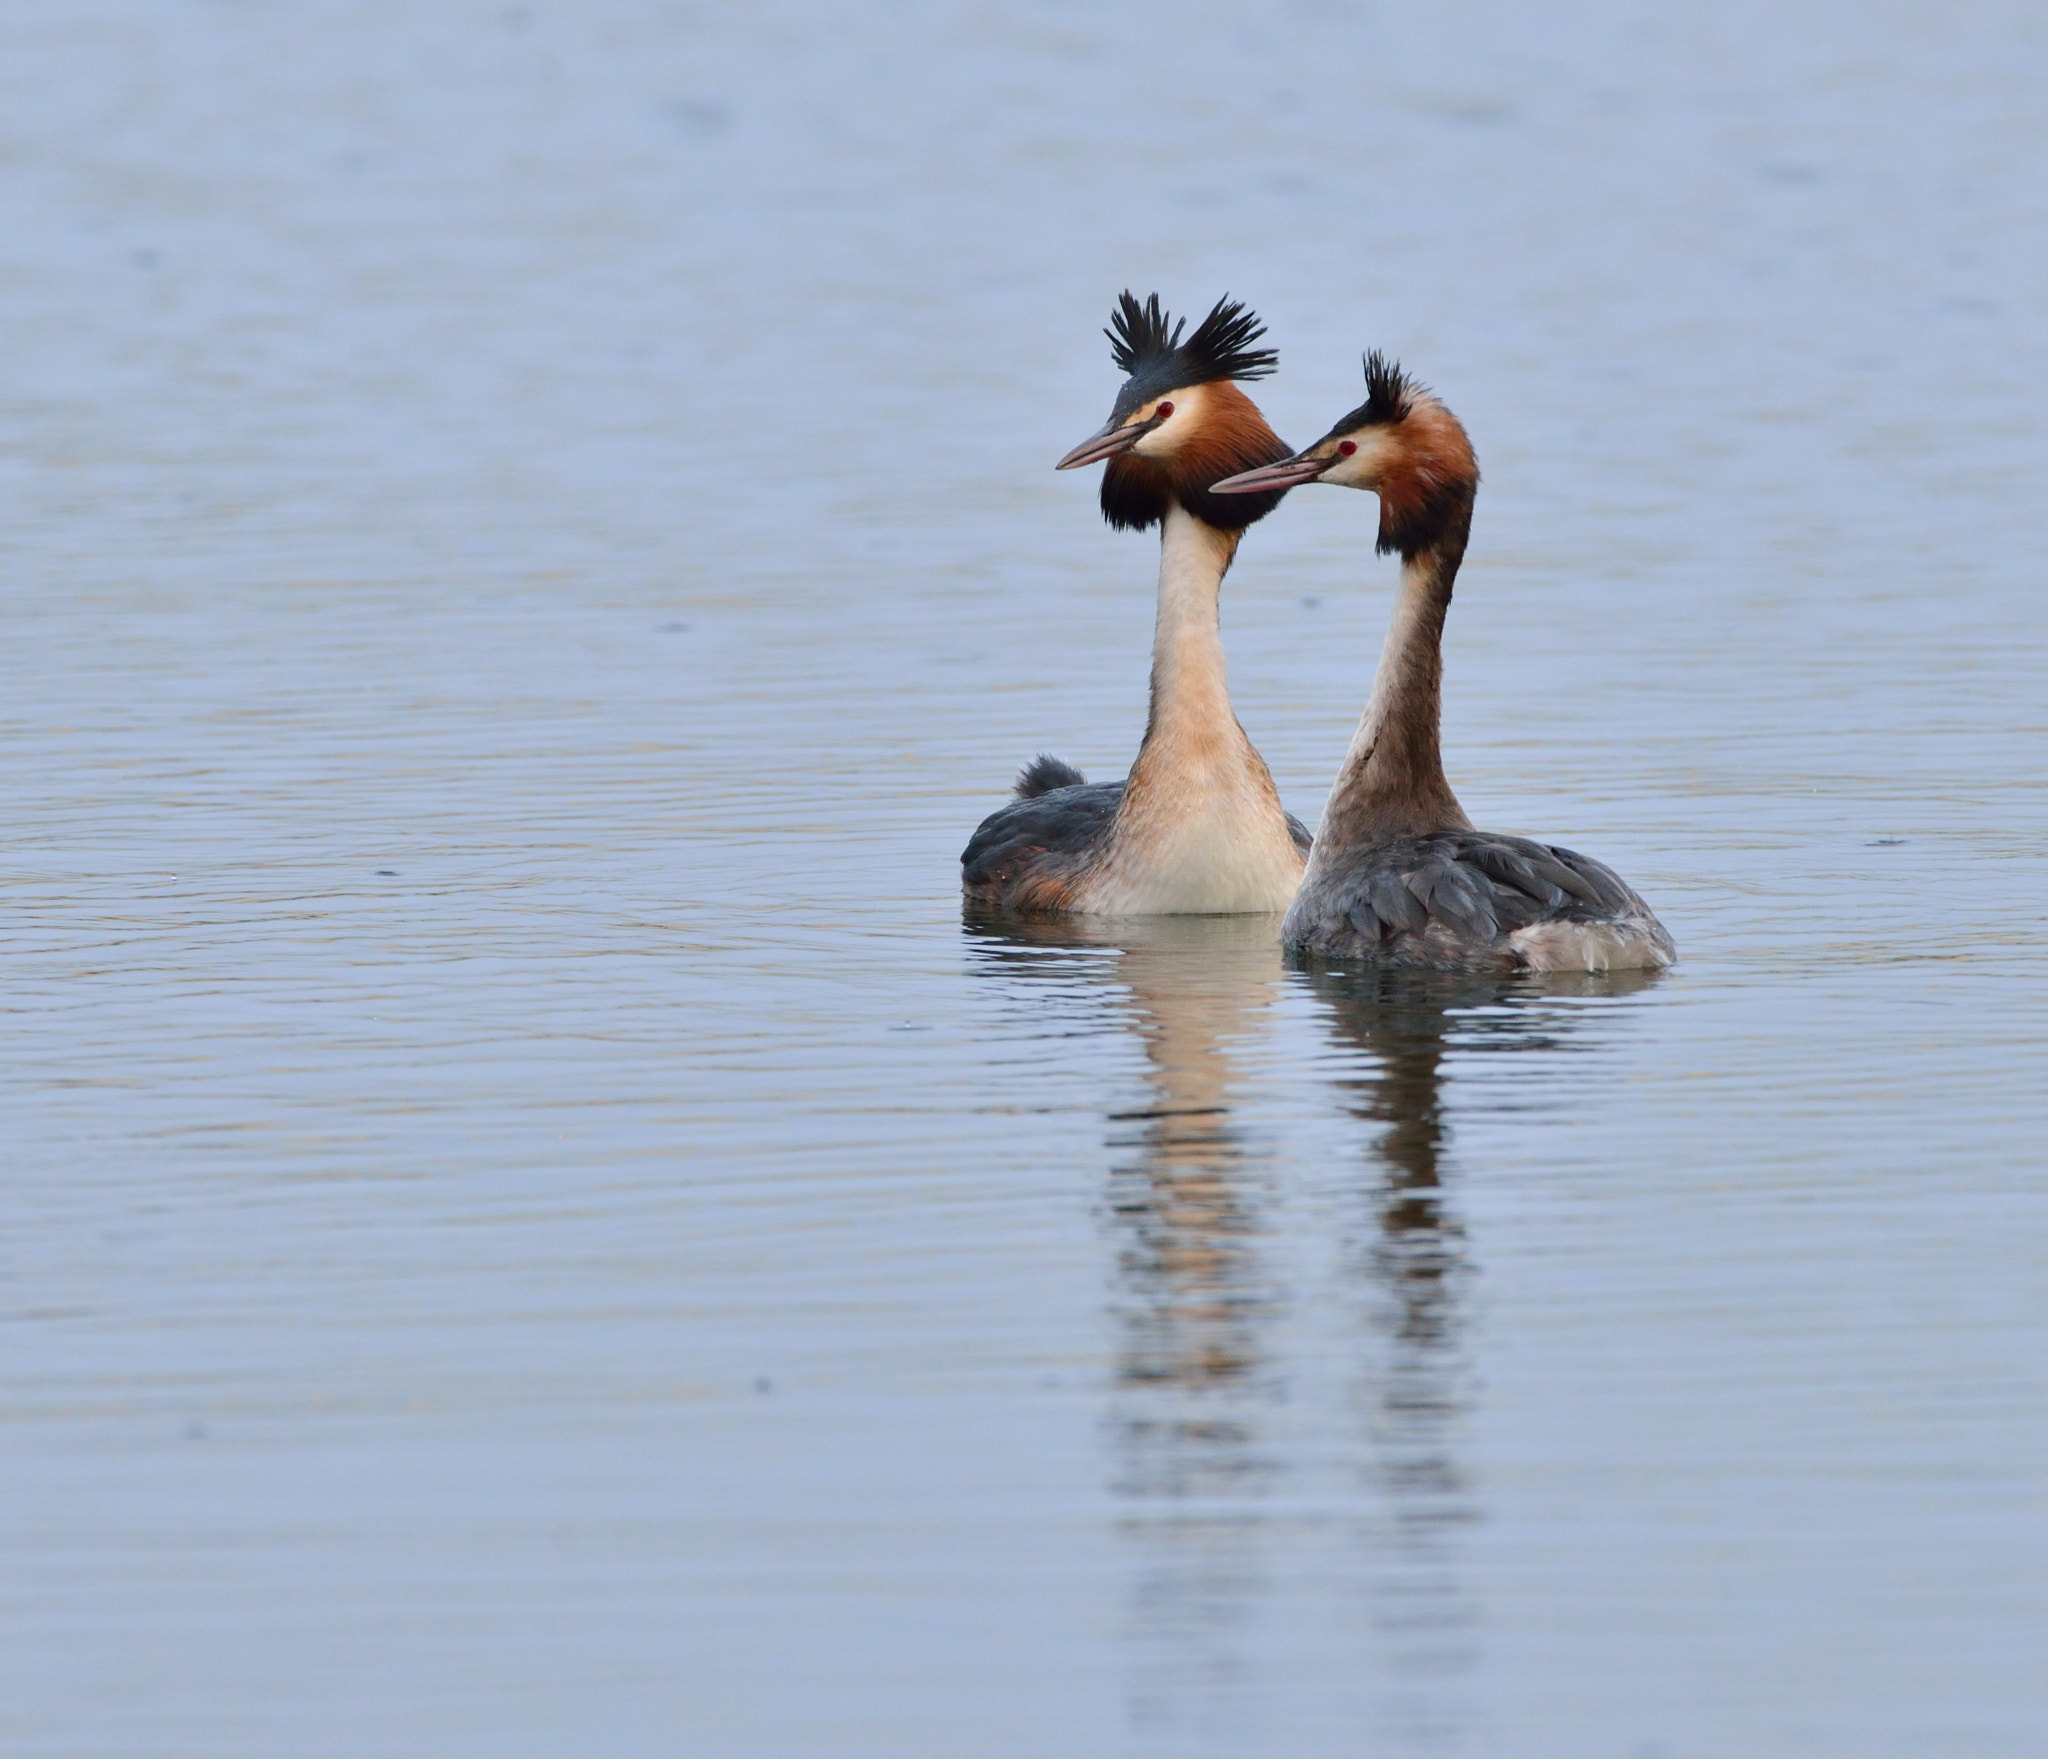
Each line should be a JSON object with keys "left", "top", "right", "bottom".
{"left": 962, "top": 294, "right": 1310, "bottom": 916}
{"left": 1214, "top": 354, "right": 1675, "bottom": 971}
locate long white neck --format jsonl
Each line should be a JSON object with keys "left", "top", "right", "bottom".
{"left": 1309, "top": 543, "right": 1472, "bottom": 870}
{"left": 1140, "top": 505, "right": 1241, "bottom": 754}
{"left": 1079, "top": 505, "right": 1304, "bottom": 915}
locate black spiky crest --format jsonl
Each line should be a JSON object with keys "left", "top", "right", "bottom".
{"left": 1324, "top": 349, "right": 1418, "bottom": 436}
{"left": 1105, "top": 292, "right": 1277, "bottom": 423}
{"left": 1105, "top": 292, "right": 1182, "bottom": 376}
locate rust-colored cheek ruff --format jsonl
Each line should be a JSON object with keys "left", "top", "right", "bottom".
{"left": 1102, "top": 382, "right": 1294, "bottom": 533}
{"left": 1375, "top": 401, "right": 1480, "bottom": 560}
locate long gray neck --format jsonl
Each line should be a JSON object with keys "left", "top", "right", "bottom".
{"left": 1312, "top": 506, "right": 1475, "bottom": 856}
{"left": 1131, "top": 504, "right": 1246, "bottom": 771}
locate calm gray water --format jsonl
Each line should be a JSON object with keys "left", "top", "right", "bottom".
{"left": 5, "top": 2, "right": 2047, "bottom": 1754}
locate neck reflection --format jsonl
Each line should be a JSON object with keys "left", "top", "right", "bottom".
{"left": 1309, "top": 963, "right": 1665, "bottom": 1748}
{"left": 968, "top": 912, "right": 1286, "bottom": 1740}
{"left": 1317, "top": 970, "right": 1496, "bottom": 1522}
{"left": 1310, "top": 968, "right": 1509, "bottom": 1734}
{"left": 1103, "top": 920, "right": 1280, "bottom": 1446}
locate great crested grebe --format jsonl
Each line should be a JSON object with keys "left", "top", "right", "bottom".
{"left": 1214, "top": 354, "right": 1675, "bottom": 971}
{"left": 961, "top": 293, "right": 1311, "bottom": 916}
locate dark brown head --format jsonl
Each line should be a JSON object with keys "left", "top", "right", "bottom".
{"left": 1055, "top": 292, "right": 1295, "bottom": 534}
{"left": 1211, "top": 352, "right": 1480, "bottom": 559}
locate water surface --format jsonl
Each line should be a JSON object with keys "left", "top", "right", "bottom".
{"left": 4, "top": 2, "right": 2047, "bottom": 1754}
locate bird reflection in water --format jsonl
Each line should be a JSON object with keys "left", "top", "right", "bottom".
{"left": 966, "top": 912, "right": 1286, "bottom": 1739}
{"left": 964, "top": 910, "right": 1659, "bottom": 1747}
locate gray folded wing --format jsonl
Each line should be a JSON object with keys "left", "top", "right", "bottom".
{"left": 1287, "top": 831, "right": 1658, "bottom": 966}
{"left": 961, "top": 780, "right": 1123, "bottom": 906}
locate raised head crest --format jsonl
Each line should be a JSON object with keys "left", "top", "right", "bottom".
{"left": 1106, "top": 292, "right": 1183, "bottom": 376}
{"left": 1332, "top": 350, "right": 1419, "bottom": 433}
{"left": 1106, "top": 292, "right": 1277, "bottom": 421}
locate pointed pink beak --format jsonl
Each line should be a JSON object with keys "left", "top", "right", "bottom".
{"left": 1210, "top": 453, "right": 1332, "bottom": 494}
{"left": 1055, "top": 415, "right": 1157, "bottom": 471}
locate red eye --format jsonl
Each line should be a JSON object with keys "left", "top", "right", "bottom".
{"left": 1337, "top": 439, "right": 1357, "bottom": 456}
{"left": 1154, "top": 401, "right": 1174, "bottom": 419}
